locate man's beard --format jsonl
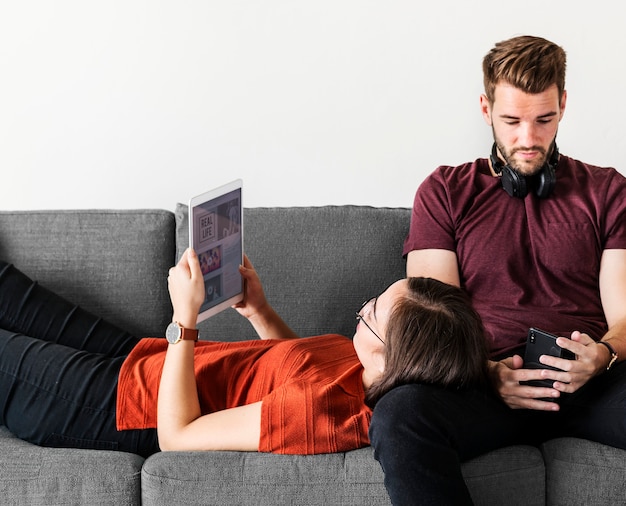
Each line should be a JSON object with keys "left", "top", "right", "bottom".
{"left": 493, "top": 132, "right": 556, "bottom": 176}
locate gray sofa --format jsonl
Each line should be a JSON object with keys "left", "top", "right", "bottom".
{"left": 0, "top": 205, "right": 624, "bottom": 505}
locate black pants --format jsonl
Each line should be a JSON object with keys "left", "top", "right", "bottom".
{"left": 0, "top": 261, "right": 159, "bottom": 457}
{"left": 369, "top": 364, "right": 626, "bottom": 505}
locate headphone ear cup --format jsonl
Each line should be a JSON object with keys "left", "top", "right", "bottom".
{"left": 500, "top": 167, "right": 528, "bottom": 198}
{"left": 534, "top": 164, "right": 556, "bottom": 199}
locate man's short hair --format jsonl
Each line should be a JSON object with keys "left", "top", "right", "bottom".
{"left": 482, "top": 35, "right": 567, "bottom": 102}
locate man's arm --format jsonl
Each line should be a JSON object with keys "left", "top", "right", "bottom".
{"left": 498, "top": 248, "right": 626, "bottom": 408}
{"left": 548, "top": 249, "right": 626, "bottom": 382}
{"left": 406, "top": 248, "right": 575, "bottom": 410}
{"left": 599, "top": 249, "right": 626, "bottom": 343}
{"left": 406, "top": 249, "right": 461, "bottom": 287}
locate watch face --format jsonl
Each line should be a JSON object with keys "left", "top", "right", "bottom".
{"left": 165, "top": 322, "right": 181, "bottom": 344}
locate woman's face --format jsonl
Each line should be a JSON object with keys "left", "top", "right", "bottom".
{"left": 353, "top": 279, "right": 408, "bottom": 386}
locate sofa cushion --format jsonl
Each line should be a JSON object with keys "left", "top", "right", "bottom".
{"left": 543, "top": 437, "right": 626, "bottom": 505}
{"left": 463, "top": 445, "right": 545, "bottom": 505}
{"left": 0, "top": 426, "right": 143, "bottom": 505}
{"left": 0, "top": 210, "right": 176, "bottom": 337}
{"left": 141, "top": 444, "right": 545, "bottom": 506}
{"left": 142, "top": 448, "right": 390, "bottom": 506}
{"left": 175, "top": 204, "right": 410, "bottom": 341}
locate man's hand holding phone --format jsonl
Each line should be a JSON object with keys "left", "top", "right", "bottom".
{"left": 490, "top": 328, "right": 576, "bottom": 411}
{"left": 491, "top": 328, "right": 605, "bottom": 410}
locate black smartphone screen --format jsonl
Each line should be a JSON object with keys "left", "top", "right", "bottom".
{"left": 522, "top": 328, "right": 574, "bottom": 388}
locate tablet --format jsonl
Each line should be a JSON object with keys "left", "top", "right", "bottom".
{"left": 189, "top": 179, "right": 244, "bottom": 323}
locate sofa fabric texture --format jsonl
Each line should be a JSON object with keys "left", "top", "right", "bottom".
{"left": 0, "top": 206, "right": 623, "bottom": 505}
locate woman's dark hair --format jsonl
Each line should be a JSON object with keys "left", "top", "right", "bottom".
{"left": 365, "top": 277, "right": 489, "bottom": 407}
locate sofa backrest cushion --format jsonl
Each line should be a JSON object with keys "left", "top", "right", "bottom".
{"left": 176, "top": 204, "right": 411, "bottom": 341}
{"left": 0, "top": 210, "right": 175, "bottom": 337}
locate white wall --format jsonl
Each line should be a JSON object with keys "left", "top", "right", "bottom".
{"left": 1, "top": 1, "right": 625, "bottom": 210}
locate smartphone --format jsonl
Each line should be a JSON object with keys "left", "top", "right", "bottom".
{"left": 521, "top": 328, "right": 575, "bottom": 388}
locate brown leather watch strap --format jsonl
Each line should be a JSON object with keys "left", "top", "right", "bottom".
{"left": 598, "top": 341, "right": 618, "bottom": 371}
{"left": 179, "top": 326, "right": 199, "bottom": 342}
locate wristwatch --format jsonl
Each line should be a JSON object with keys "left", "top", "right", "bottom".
{"left": 597, "top": 341, "right": 618, "bottom": 371}
{"left": 165, "top": 321, "right": 199, "bottom": 344}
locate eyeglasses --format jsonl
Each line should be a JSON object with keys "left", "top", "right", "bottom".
{"left": 356, "top": 297, "right": 385, "bottom": 344}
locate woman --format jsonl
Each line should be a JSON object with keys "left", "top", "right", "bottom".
{"left": 0, "top": 250, "right": 488, "bottom": 457}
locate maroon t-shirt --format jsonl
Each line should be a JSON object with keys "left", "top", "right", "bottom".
{"left": 403, "top": 155, "right": 626, "bottom": 358}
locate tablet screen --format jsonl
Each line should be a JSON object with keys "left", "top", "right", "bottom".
{"left": 189, "top": 179, "right": 244, "bottom": 323}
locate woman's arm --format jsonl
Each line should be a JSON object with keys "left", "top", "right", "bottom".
{"left": 157, "top": 248, "right": 261, "bottom": 451}
{"left": 233, "top": 255, "right": 299, "bottom": 340}
{"left": 157, "top": 337, "right": 262, "bottom": 451}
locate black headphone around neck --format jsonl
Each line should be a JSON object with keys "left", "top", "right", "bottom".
{"left": 490, "top": 143, "right": 559, "bottom": 199}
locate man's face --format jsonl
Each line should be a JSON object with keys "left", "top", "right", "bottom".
{"left": 480, "top": 83, "right": 567, "bottom": 176}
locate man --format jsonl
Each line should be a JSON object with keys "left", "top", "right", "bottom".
{"left": 369, "top": 35, "right": 626, "bottom": 505}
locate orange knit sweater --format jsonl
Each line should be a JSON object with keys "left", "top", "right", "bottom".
{"left": 116, "top": 334, "right": 371, "bottom": 454}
